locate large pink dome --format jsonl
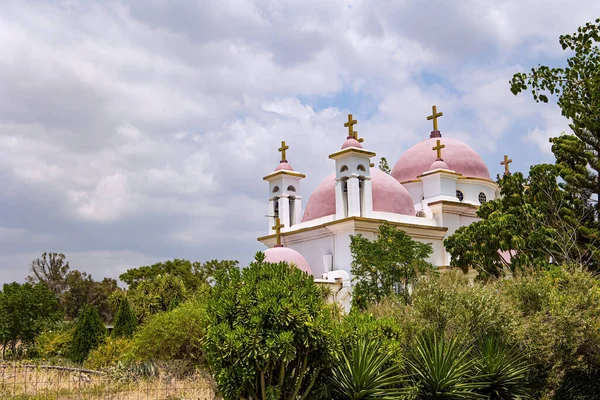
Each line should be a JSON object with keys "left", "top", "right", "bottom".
{"left": 391, "top": 137, "right": 490, "bottom": 183}
{"left": 264, "top": 247, "right": 313, "bottom": 275}
{"left": 302, "top": 168, "right": 415, "bottom": 222}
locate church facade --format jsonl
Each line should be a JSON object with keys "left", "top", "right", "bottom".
{"left": 258, "top": 107, "right": 507, "bottom": 309}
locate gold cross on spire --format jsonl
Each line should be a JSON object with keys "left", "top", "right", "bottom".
{"left": 278, "top": 141, "right": 289, "bottom": 161}
{"left": 432, "top": 139, "right": 445, "bottom": 160}
{"left": 272, "top": 217, "right": 284, "bottom": 246}
{"left": 501, "top": 154, "right": 513, "bottom": 175}
{"left": 353, "top": 130, "right": 364, "bottom": 143}
{"left": 427, "top": 105, "right": 444, "bottom": 132}
{"left": 344, "top": 114, "right": 358, "bottom": 138}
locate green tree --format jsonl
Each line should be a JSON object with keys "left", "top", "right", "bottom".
{"left": 61, "top": 271, "right": 119, "bottom": 323}
{"left": 204, "top": 252, "right": 334, "bottom": 400}
{"left": 70, "top": 304, "right": 107, "bottom": 363}
{"left": 0, "top": 282, "right": 61, "bottom": 358}
{"left": 27, "top": 252, "right": 70, "bottom": 296}
{"left": 112, "top": 298, "right": 137, "bottom": 338}
{"left": 128, "top": 273, "right": 188, "bottom": 322}
{"left": 510, "top": 19, "right": 600, "bottom": 269}
{"left": 350, "top": 222, "right": 434, "bottom": 309}
{"left": 378, "top": 157, "right": 391, "bottom": 174}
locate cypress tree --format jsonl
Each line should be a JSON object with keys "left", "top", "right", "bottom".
{"left": 70, "top": 304, "right": 107, "bottom": 363}
{"left": 112, "top": 298, "right": 138, "bottom": 338}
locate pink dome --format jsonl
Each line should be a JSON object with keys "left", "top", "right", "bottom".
{"left": 275, "top": 161, "right": 294, "bottom": 172}
{"left": 391, "top": 137, "right": 490, "bottom": 183}
{"left": 302, "top": 168, "right": 415, "bottom": 222}
{"left": 428, "top": 159, "right": 450, "bottom": 171}
{"left": 264, "top": 247, "right": 313, "bottom": 275}
{"left": 341, "top": 138, "right": 363, "bottom": 149}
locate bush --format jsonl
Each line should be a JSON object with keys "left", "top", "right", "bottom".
{"left": 31, "top": 323, "right": 75, "bottom": 360}
{"left": 112, "top": 298, "right": 137, "bottom": 338}
{"left": 70, "top": 304, "right": 107, "bottom": 363}
{"left": 131, "top": 299, "right": 207, "bottom": 363}
{"left": 84, "top": 336, "right": 134, "bottom": 370}
{"left": 204, "top": 252, "right": 335, "bottom": 400}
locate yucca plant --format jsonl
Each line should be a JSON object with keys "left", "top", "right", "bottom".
{"left": 329, "top": 337, "right": 405, "bottom": 399}
{"left": 404, "top": 335, "right": 485, "bottom": 399}
{"left": 473, "top": 336, "right": 531, "bottom": 400}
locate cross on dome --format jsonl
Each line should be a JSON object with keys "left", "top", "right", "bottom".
{"left": 344, "top": 114, "right": 358, "bottom": 139}
{"left": 432, "top": 139, "right": 445, "bottom": 160}
{"left": 501, "top": 154, "right": 513, "bottom": 175}
{"left": 353, "top": 130, "right": 364, "bottom": 143}
{"left": 427, "top": 105, "right": 443, "bottom": 138}
{"left": 278, "top": 141, "right": 289, "bottom": 162}
{"left": 272, "top": 217, "right": 284, "bottom": 247}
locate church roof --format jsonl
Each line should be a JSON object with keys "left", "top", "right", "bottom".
{"left": 264, "top": 247, "right": 313, "bottom": 275}
{"left": 302, "top": 168, "right": 415, "bottom": 222}
{"left": 391, "top": 137, "right": 490, "bottom": 183}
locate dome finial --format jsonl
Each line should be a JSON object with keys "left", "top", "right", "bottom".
{"left": 272, "top": 217, "right": 284, "bottom": 247}
{"left": 501, "top": 154, "right": 513, "bottom": 175}
{"left": 432, "top": 139, "right": 445, "bottom": 161}
{"left": 344, "top": 114, "right": 358, "bottom": 139}
{"left": 427, "top": 105, "right": 443, "bottom": 138}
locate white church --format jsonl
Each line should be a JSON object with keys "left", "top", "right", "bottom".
{"left": 258, "top": 107, "right": 509, "bottom": 309}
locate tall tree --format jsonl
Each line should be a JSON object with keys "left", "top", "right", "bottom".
{"left": 61, "top": 271, "right": 118, "bottom": 323}
{"left": 0, "top": 282, "right": 61, "bottom": 358}
{"left": 27, "top": 252, "right": 70, "bottom": 296}
{"left": 128, "top": 274, "right": 188, "bottom": 322}
{"left": 510, "top": 19, "right": 600, "bottom": 268}
{"left": 70, "top": 304, "right": 107, "bottom": 363}
{"left": 350, "top": 222, "right": 434, "bottom": 309}
{"left": 112, "top": 298, "right": 137, "bottom": 338}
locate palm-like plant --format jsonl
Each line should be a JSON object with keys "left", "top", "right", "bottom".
{"left": 473, "top": 336, "right": 531, "bottom": 399}
{"left": 404, "top": 335, "right": 485, "bottom": 399}
{"left": 329, "top": 337, "right": 405, "bottom": 399}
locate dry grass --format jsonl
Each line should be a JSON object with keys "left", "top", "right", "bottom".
{"left": 0, "top": 363, "right": 218, "bottom": 400}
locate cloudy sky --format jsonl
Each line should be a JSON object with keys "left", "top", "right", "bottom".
{"left": 1, "top": 0, "right": 598, "bottom": 284}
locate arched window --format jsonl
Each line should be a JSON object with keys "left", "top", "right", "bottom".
{"left": 273, "top": 197, "right": 279, "bottom": 218}
{"left": 287, "top": 185, "right": 296, "bottom": 192}
{"left": 456, "top": 190, "right": 464, "bottom": 202}
{"left": 357, "top": 164, "right": 366, "bottom": 172}
{"left": 478, "top": 192, "right": 487, "bottom": 203}
{"left": 340, "top": 165, "right": 349, "bottom": 172}
{"left": 272, "top": 186, "right": 280, "bottom": 193}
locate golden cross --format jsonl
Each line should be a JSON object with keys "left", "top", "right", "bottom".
{"left": 501, "top": 154, "right": 513, "bottom": 175}
{"left": 344, "top": 114, "right": 358, "bottom": 138}
{"left": 432, "top": 139, "right": 445, "bottom": 160}
{"left": 278, "top": 141, "right": 289, "bottom": 161}
{"left": 353, "top": 130, "right": 364, "bottom": 143}
{"left": 427, "top": 105, "right": 444, "bottom": 131}
{"left": 272, "top": 217, "right": 284, "bottom": 246}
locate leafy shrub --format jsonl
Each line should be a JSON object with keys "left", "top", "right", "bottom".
{"left": 204, "top": 252, "right": 335, "bottom": 400}
{"left": 131, "top": 299, "right": 206, "bottom": 363}
{"left": 84, "top": 336, "right": 134, "bottom": 370}
{"left": 32, "top": 323, "right": 75, "bottom": 360}
{"left": 112, "top": 298, "right": 137, "bottom": 338}
{"left": 70, "top": 304, "right": 107, "bottom": 363}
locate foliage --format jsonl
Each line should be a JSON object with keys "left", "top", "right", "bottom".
{"left": 84, "top": 336, "right": 134, "bottom": 370}
{"left": 32, "top": 322, "right": 75, "bottom": 360}
{"left": 70, "top": 304, "right": 107, "bottom": 363}
{"left": 127, "top": 273, "right": 189, "bottom": 322}
{"left": 510, "top": 19, "right": 600, "bottom": 270}
{"left": 27, "top": 252, "right": 70, "bottom": 296}
{"left": 204, "top": 252, "right": 334, "bottom": 400}
{"left": 61, "top": 271, "right": 119, "bottom": 323}
{"left": 403, "top": 335, "right": 484, "bottom": 399}
{"left": 131, "top": 299, "right": 206, "bottom": 363}
{"left": 350, "top": 222, "right": 434, "bottom": 309}
{"left": 472, "top": 336, "right": 531, "bottom": 400}
{"left": 378, "top": 157, "right": 391, "bottom": 174}
{"left": 0, "top": 282, "right": 61, "bottom": 358}
{"left": 112, "top": 298, "right": 138, "bottom": 338}
{"left": 329, "top": 337, "right": 404, "bottom": 400}
{"left": 119, "top": 258, "right": 239, "bottom": 291}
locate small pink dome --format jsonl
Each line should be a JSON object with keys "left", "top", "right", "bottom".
{"left": 341, "top": 138, "right": 363, "bottom": 149}
{"left": 264, "top": 247, "right": 313, "bottom": 275}
{"left": 302, "top": 169, "right": 415, "bottom": 222}
{"left": 428, "top": 160, "right": 450, "bottom": 171}
{"left": 275, "top": 161, "right": 294, "bottom": 172}
{"left": 391, "top": 137, "right": 490, "bottom": 183}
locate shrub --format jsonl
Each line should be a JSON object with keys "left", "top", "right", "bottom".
{"left": 84, "top": 336, "right": 134, "bottom": 370}
{"left": 131, "top": 299, "right": 206, "bottom": 363}
{"left": 204, "top": 252, "right": 335, "bottom": 400}
{"left": 112, "top": 298, "right": 137, "bottom": 338}
{"left": 32, "top": 323, "right": 75, "bottom": 360}
{"left": 70, "top": 304, "right": 107, "bottom": 363}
